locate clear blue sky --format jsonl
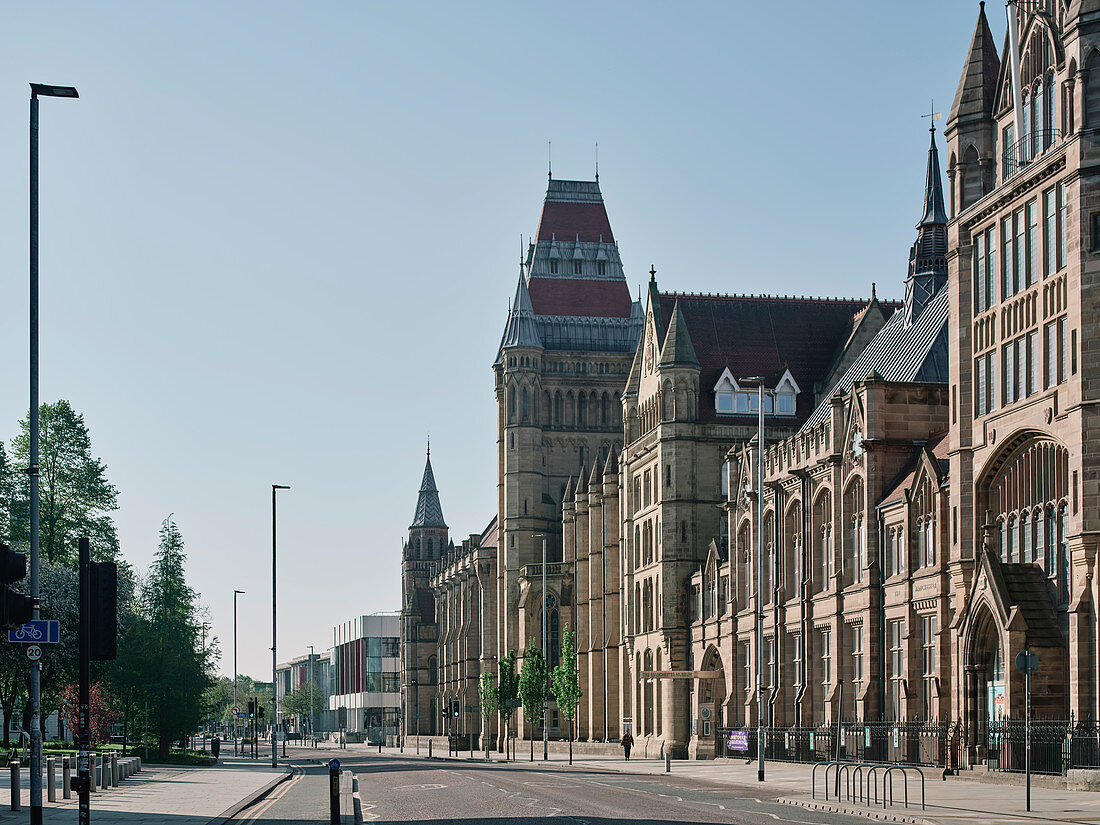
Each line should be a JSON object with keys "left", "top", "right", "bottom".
{"left": 0, "top": 1, "right": 994, "bottom": 680}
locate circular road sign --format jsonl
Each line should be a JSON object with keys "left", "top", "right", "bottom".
{"left": 1015, "top": 649, "right": 1039, "bottom": 675}
{"left": 232, "top": 706, "right": 239, "bottom": 714}
{"left": 24, "top": 644, "right": 42, "bottom": 663}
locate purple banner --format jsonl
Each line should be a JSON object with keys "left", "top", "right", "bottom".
{"left": 727, "top": 730, "right": 749, "bottom": 752}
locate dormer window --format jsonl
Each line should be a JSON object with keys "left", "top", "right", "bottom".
{"left": 597, "top": 261, "right": 606, "bottom": 276}
{"left": 713, "top": 369, "right": 739, "bottom": 414}
{"left": 573, "top": 260, "right": 582, "bottom": 275}
{"left": 550, "top": 259, "right": 558, "bottom": 274}
{"left": 712, "top": 367, "right": 800, "bottom": 416}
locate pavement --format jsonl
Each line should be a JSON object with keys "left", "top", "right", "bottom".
{"left": 375, "top": 744, "right": 1100, "bottom": 825}
{"left": 0, "top": 751, "right": 293, "bottom": 824}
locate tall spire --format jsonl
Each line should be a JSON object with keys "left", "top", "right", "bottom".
{"left": 410, "top": 445, "right": 447, "bottom": 529}
{"left": 906, "top": 127, "right": 948, "bottom": 324}
{"left": 947, "top": 2, "right": 1000, "bottom": 130}
{"left": 919, "top": 123, "right": 948, "bottom": 227}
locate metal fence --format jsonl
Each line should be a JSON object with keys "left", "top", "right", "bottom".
{"left": 716, "top": 719, "right": 1100, "bottom": 775}
{"left": 716, "top": 721, "right": 960, "bottom": 769}
{"left": 985, "top": 719, "right": 1100, "bottom": 776}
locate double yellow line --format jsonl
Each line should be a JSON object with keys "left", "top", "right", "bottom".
{"left": 234, "top": 765, "right": 306, "bottom": 823}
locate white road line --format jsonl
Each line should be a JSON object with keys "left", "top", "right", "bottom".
{"left": 235, "top": 767, "right": 304, "bottom": 823}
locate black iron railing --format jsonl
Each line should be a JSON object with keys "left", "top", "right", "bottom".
{"left": 1002, "top": 130, "right": 1061, "bottom": 179}
{"left": 716, "top": 721, "right": 960, "bottom": 769}
{"left": 985, "top": 718, "right": 1100, "bottom": 775}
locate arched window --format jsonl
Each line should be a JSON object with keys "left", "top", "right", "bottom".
{"left": 962, "top": 146, "right": 982, "bottom": 210}
{"left": 1085, "top": 53, "right": 1100, "bottom": 130}
{"left": 554, "top": 392, "right": 563, "bottom": 426}
{"left": 521, "top": 386, "right": 529, "bottom": 422}
{"left": 845, "top": 479, "right": 866, "bottom": 585}
{"left": 737, "top": 522, "right": 751, "bottom": 607}
{"left": 428, "top": 655, "right": 438, "bottom": 684}
{"left": 416, "top": 537, "right": 421, "bottom": 558}
{"left": 785, "top": 502, "right": 802, "bottom": 601}
{"left": 508, "top": 386, "right": 516, "bottom": 423}
{"left": 815, "top": 491, "right": 834, "bottom": 592}
{"left": 1046, "top": 72, "right": 1057, "bottom": 147}
{"left": 577, "top": 394, "right": 586, "bottom": 427}
{"left": 601, "top": 392, "right": 609, "bottom": 426}
{"left": 761, "top": 511, "right": 775, "bottom": 605}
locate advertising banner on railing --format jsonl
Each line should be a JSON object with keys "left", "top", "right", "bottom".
{"left": 727, "top": 730, "right": 749, "bottom": 752}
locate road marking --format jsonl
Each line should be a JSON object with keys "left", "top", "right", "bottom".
{"left": 235, "top": 766, "right": 304, "bottom": 823}
{"left": 392, "top": 783, "right": 447, "bottom": 790}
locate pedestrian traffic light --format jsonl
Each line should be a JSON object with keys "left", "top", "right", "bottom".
{"left": 0, "top": 544, "right": 32, "bottom": 630}
{"left": 248, "top": 699, "right": 256, "bottom": 719}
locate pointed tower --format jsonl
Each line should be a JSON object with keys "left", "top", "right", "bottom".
{"left": 944, "top": 1, "right": 1000, "bottom": 214}
{"left": 492, "top": 175, "right": 642, "bottom": 683}
{"left": 401, "top": 443, "right": 448, "bottom": 737}
{"left": 905, "top": 127, "right": 949, "bottom": 324}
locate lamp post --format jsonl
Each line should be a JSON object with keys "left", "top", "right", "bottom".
{"left": 28, "top": 81, "right": 78, "bottom": 825}
{"left": 534, "top": 534, "right": 549, "bottom": 761}
{"left": 308, "top": 644, "right": 315, "bottom": 744}
{"left": 234, "top": 590, "right": 245, "bottom": 754}
{"left": 740, "top": 376, "right": 770, "bottom": 783}
{"left": 271, "top": 484, "right": 290, "bottom": 767}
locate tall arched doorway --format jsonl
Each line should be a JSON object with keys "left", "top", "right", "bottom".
{"left": 963, "top": 602, "right": 1004, "bottom": 762}
{"left": 693, "top": 646, "right": 726, "bottom": 758}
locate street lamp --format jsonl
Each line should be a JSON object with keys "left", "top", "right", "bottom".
{"left": 308, "top": 644, "right": 315, "bottom": 745}
{"left": 534, "top": 534, "right": 549, "bottom": 761}
{"left": 739, "top": 376, "right": 771, "bottom": 783}
{"left": 234, "top": 590, "right": 245, "bottom": 755}
{"left": 28, "top": 81, "right": 78, "bottom": 825}
{"left": 271, "top": 483, "right": 290, "bottom": 767}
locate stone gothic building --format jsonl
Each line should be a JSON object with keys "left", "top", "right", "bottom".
{"left": 404, "top": 1, "right": 1100, "bottom": 762}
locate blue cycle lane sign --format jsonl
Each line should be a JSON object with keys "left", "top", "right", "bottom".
{"left": 8, "top": 620, "right": 60, "bottom": 644}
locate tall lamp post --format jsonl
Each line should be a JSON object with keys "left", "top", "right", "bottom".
{"left": 233, "top": 590, "right": 245, "bottom": 754}
{"left": 740, "top": 376, "right": 770, "bottom": 783}
{"left": 271, "top": 484, "right": 290, "bottom": 767}
{"left": 28, "top": 81, "right": 78, "bottom": 825}
{"left": 308, "top": 644, "right": 315, "bottom": 743}
{"left": 534, "top": 534, "right": 549, "bottom": 761}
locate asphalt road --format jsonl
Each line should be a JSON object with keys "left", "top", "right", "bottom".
{"left": 344, "top": 753, "right": 879, "bottom": 825}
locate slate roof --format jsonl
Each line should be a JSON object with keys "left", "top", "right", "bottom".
{"left": 801, "top": 286, "right": 948, "bottom": 431}
{"left": 654, "top": 293, "right": 883, "bottom": 424}
{"left": 410, "top": 451, "right": 447, "bottom": 529}
{"left": 528, "top": 277, "right": 634, "bottom": 318}
{"left": 498, "top": 271, "right": 542, "bottom": 350}
{"left": 879, "top": 429, "right": 950, "bottom": 507}
{"left": 536, "top": 179, "right": 615, "bottom": 243}
{"left": 989, "top": 556, "right": 1064, "bottom": 648}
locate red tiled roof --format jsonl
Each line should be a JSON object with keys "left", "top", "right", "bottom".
{"left": 536, "top": 201, "right": 615, "bottom": 243}
{"left": 657, "top": 293, "right": 874, "bottom": 424}
{"left": 529, "top": 277, "right": 633, "bottom": 318}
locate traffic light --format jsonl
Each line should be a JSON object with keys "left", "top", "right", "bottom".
{"left": 451, "top": 700, "right": 459, "bottom": 719}
{"left": 90, "top": 561, "right": 117, "bottom": 661}
{"left": 258, "top": 705, "right": 265, "bottom": 721}
{"left": 248, "top": 699, "right": 256, "bottom": 720}
{"left": 0, "top": 544, "right": 32, "bottom": 630}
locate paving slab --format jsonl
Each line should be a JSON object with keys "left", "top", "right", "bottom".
{"left": 0, "top": 756, "right": 288, "bottom": 824}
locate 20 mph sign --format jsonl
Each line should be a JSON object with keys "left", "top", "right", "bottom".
{"left": 24, "top": 645, "right": 42, "bottom": 662}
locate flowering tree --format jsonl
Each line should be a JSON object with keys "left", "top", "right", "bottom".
{"left": 59, "top": 682, "right": 119, "bottom": 747}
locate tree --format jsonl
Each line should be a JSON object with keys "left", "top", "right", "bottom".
{"left": 135, "top": 516, "right": 216, "bottom": 759}
{"left": 281, "top": 680, "right": 325, "bottom": 730}
{"left": 477, "top": 671, "right": 497, "bottom": 760}
{"left": 497, "top": 650, "right": 518, "bottom": 760}
{"left": 517, "top": 640, "right": 548, "bottom": 762}
{"left": 551, "top": 625, "right": 582, "bottom": 765}
{"left": 9, "top": 401, "right": 119, "bottom": 565}
{"left": 59, "top": 682, "right": 119, "bottom": 747}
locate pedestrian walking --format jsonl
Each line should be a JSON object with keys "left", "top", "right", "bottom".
{"left": 620, "top": 730, "right": 634, "bottom": 761}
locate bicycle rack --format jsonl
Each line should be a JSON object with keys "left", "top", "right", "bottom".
{"left": 881, "top": 765, "right": 926, "bottom": 810}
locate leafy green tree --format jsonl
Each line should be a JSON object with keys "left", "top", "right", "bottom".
{"left": 497, "top": 650, "right": 518, "bottom": 759}
{"left": 517, "top": 640, "right": 548, "bottom": 762}
{"left": 551, "top": 625, "right": 582, "bottom": 765}
{"left": 281, "top": 680, "right": 325, "bottom": 729}
{"left": 9, "top": 401, "right": 119, "bottom": 565}
{"left": 477, "top": 671, "right": 497, "bottom": 760}
{"left": 136, "top": 516, "right": 216, "bottom": 759}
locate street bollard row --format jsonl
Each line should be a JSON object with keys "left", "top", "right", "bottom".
{"left": 6, "top": 752, "right": 143, "bottom": 810}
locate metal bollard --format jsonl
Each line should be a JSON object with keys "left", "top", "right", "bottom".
{"left": 101, "top": 754, "right": 109, "bottom": 791}
{"left": 63, "top": 755, "right": 71, "bottom": 799}
{"left": 10, "top": 759, "right": 20, "bottom": 811}
{"left": 47, "top": 756, "right": 56, "bottom": 802}
{"left": 89, "top": 754, "right": 97, "bottom": 794}
{"left": 111, "top": 752, "right": 118, "bottom": 786}
{"left": 665, "top": 753, "right": 671, "bottom": 773}
{"left": 428, "top": 739, "right": 432, "bottom": 758}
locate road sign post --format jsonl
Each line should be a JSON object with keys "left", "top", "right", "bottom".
{"left": 1015, "top": 649, "right": 1038, "bottom": 812}
{"left": 328, "top": 758, "right": 341, "bottom": 824}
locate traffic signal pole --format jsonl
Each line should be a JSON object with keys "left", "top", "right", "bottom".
{"left": 29, "top": 89, "right": 44, "bottom": 825}
{"left": 77, "top": 537, "right": 91, "bottom": 824}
